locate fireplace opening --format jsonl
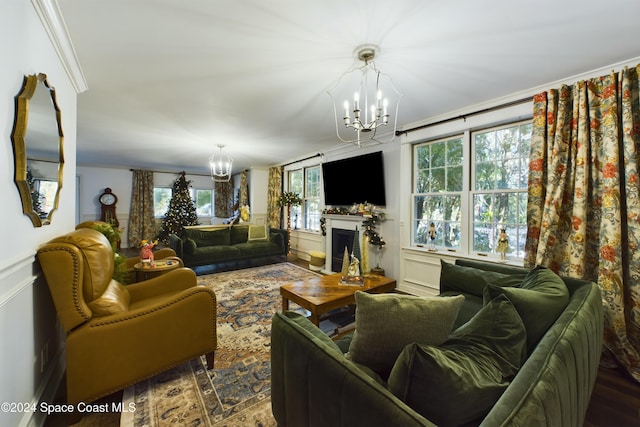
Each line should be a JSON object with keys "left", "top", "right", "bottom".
{"left": 332, "top": 228, "right": 356, "bottom": 272}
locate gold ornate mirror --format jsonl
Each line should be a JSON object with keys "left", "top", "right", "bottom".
{"left": 11, "top": 73, "right": 64, "bottom": 227}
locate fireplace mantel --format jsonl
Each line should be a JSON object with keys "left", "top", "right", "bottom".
{"left": 322, "top": 215, "right": 368, "bottom": 274}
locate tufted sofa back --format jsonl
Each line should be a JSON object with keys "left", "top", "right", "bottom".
{"left": 37, "top": 228, "right": 115, "bottom": 332}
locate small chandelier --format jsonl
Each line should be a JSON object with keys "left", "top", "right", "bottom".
{"left": 209, "top": 144, "right": 232, "bottom": 182}
{"left": 328, "top": 44, "right": 402, "bottom": 147}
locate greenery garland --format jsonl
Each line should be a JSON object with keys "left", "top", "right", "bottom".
{"left": 277, "top": 191, "right": 303, "bottom": 207}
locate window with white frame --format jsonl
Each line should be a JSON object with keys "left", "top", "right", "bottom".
{"left": 287, "top": 165, "right": 321, "bottom": 231}
{"left": 153, "top": 187, "right": 214, "bottom": 218}
{"left": 412, "top": 120, "right": 531, "bottom": 259}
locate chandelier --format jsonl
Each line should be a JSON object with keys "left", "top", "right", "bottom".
{"left": 209, "top": 144, "right": 232, "bottom": 182}
{"left": 328, "top": 44, "right": 402, "bottom": 147}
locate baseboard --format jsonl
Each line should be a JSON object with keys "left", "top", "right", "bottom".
{"left": 20, "top": 347, "right": 65, "bottom": 427}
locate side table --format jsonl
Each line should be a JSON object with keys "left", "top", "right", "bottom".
{"left": 133, "top": 258, "right": 181, "bottom": 282}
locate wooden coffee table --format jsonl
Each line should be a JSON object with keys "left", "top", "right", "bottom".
{"left": 280, "top": 273, "right": 396, "bottom": 326}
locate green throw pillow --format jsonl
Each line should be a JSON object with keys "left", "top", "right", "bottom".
{"left": 388, "top": 294, "right": 527, "bottom": 426}
{"left": 348, "top": 291, "right": 464, "bottom": 379}
{"left": 439, "top": 260, "right": 525, "bottom": 297}
{"left": 483, "top": 265, "right": 569, "bottom": 351}
{"left": 248, "top": 224, "right": 269, "bottom": 241}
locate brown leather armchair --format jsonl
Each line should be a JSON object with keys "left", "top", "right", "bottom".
{"left": 37, "top": 228, "right": 216, "bottom": 406}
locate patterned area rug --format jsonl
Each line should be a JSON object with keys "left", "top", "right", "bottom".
{"left": 120, "top": 262, "right": 319, "bottom": 426}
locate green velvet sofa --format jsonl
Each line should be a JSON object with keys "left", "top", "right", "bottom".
{"left": 169, "top": 224, "right": 287, "bottom": 268}
{"left": 271, "top": 259, "right": 603, "bottom": 426}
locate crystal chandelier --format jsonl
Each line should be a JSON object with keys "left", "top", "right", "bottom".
{"left": 328, "top": 44, "right": 402, "bottom": 147}
{"left": 209, "top": 144, "right": 232, "bottom": 182}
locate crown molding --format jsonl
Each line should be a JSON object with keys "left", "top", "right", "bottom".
{"left": 31, "top": 0, "right": 87, "bottom": 93}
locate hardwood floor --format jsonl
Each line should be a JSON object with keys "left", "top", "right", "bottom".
{"left": 45, "top": 255, "right": 640, "bottom": 426}
{"left": 585, "top": 365, "right": 640, "bottom": 427}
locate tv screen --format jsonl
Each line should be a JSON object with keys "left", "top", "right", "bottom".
{"left": 322, "top": 151, "right": 387, "bottom": 206}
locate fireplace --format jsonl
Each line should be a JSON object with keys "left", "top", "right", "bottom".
{"left": 332, "top": 228, "right": 356, "bottom": 272}
{"left": 323, "top": 214, "right": 366, "bottom": 274}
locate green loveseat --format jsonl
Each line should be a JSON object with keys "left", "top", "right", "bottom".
{"left": 169, "top": 224, "right": 287, "bottom": 268}
{"left": 271, "top": 259, "right": 603, "bottom": 426}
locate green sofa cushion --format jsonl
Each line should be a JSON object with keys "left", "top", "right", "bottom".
{"left": 187, "top": 228, "right": 231, "bottom": 246}
{"left": 348, "top": 291, "right": 464, "bottom": 379}
{"left": 230, "top": 225, "right": 249, "bottom": 245}
{"left": 388, "top": 294, "right": 527, "bottom": 426}
{"left": 440, "top": 259, "right": 525, "bottom": 297}
{"left": 184, "top": 238, "right": 197, "bottom": 255}
{"left": 483, "top": 265, "right": 569, "bottom": 351}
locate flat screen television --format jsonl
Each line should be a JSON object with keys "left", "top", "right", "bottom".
{"left": 322, "top": 151, "right": 387, "bottom": 206}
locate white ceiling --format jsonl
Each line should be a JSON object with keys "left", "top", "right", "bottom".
{"left": 59, "top": 0, "right": 640, "bottom": 175}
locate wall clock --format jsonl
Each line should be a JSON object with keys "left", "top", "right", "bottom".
{"left": 99, "top": 187, "right": 119, "bottom": 227}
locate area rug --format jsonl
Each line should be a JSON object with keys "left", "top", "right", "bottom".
{"left": 120, "top": 262, "right": 320, "bottom": 426}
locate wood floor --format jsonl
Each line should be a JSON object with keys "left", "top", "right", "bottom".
{"left": 45, "top": 255, "right": 640, "bottom": 426}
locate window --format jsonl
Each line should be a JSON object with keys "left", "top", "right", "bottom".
{"left": 412, "top": 120, "right": 531, "bottom": 259}
{"left": 153, "top": 187, "right": 214, "bottom": 218}
{"left": 154, "top": 187, "right": 172, "bottom": 217}
{"left": 287, "top": 165, "right": 321, "bottom": 231}
{"left": 191, "top": 188, "right": 213, "bottom": 217}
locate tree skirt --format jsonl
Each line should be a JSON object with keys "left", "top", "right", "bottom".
{"left": 120, "top": 262, "right": 320, "bottom": 426}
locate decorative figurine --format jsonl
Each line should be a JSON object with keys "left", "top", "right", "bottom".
{"left": 140, "top": 239, "right": 158, "bottom": 266}
{"left": 347, "top": 254, "right": 361, "bottom": 277}
{"left": 428, "top": 222, "right": 437, "bottom": 251}
{"left": 497, "top": 228, "right": 509, "bottom": 260}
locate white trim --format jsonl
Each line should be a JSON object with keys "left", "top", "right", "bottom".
{"left": 0, "top": 253, "right": 37, "bottom": 309}
{"left": 31, "top": 0, "right": 88, "bottom": 93}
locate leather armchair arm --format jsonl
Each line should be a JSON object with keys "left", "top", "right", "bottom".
{"left": 126, "top": 267, "right": 198, "bottom": 302}
{"left": 66, "top": 286, "right": 216, "bottom": 404}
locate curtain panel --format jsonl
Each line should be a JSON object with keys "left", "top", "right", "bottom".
{"left": 267, "top": 166, "right": 282, "bottom": 228}
{"left": 128, "top": 169, "right": 156, "bottom": 247}
{"left": 526, "top": 65, "right": 640, "bottom": 382}
{"left": 214, "top": 181, "right": 233, "bottom": 218}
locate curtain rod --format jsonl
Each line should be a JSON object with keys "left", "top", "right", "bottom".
{"left": 396, "top": 96, "right": 534, "bottom": 136}
{"left": 129, "top": 168, "right": 211, "bottom": 177}
{"left": 281, "top": 152, "right": 324, "bottom": 168}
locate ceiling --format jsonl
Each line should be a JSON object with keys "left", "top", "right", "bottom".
{"left": 59, "top": 0, "right": 640, "bottom": 175}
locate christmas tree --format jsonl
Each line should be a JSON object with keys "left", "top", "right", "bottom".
{"left": 157, "top": 171, "right": 199, "bottom": 242}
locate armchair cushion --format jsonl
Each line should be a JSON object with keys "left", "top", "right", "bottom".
{"left": 348, "top": 291, "right": 464, "bottom": 379}
{"left": 87, "top": 280, "right": 130, "bottom": 316}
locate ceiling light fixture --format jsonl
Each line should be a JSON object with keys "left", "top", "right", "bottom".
{"left": 328, "top": 44, "right": 402, "bottom": 147}
{"left": 209, "top": 144, "right": 232, "bottom": 182}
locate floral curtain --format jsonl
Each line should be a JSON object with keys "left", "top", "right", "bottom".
{"left": 128, "top": 169, "right": 155, "bottom": 247}
{"left": 214, "top": 181, "right": 233, "bottom": 218}
{"left": 239, "top": 170, "right": 249, "bottom": 207}
{"left": 526, "top": 65, "right": 640, "bottom": 382}
{"left": 267, "top": 166, "right": 282, "bottom": 228}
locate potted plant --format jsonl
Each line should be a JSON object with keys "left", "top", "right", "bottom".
{"left": 277, "top": 191, "right": 303, "bottom": 255}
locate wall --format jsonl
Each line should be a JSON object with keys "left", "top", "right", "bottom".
{"left": 0, "top": 1, "right": 79, "bottom": 426}
{"left": 286, "top": 141, "right": 401, "bottom": 279}
{"left": 76, "top": 166, "right": 216, "bottom": 247}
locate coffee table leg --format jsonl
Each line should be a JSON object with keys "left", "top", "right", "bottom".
{"left": 282, "top": 296, "right": 289, "bottom": 312}
{"left": 309, "top": 312, "right": 320, "bottom": 326}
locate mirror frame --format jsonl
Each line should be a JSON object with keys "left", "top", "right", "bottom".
{"left": 11, "top": 73, "right": 65, "bottom": 227}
